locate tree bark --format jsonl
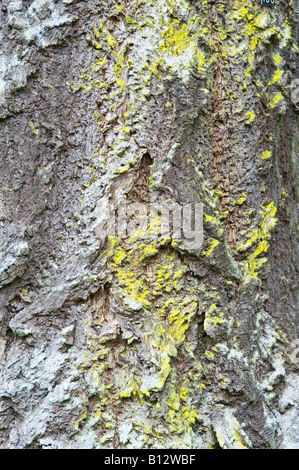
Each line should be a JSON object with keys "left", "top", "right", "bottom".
{"left": 0, "top": 0, "right": 298, "bottom": 449}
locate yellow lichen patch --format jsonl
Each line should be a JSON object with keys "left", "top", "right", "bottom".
{"left": 236, "top": 193, "right": 246, "bottom": 205}
{"left": 203, "top": 238, "right": 220, "bottom": 257}
{"left": 224, "top": 0, "right": 291, "bottom": 103}
{"left": 260, "top": 150, "right": 272, "bottom": 160}
{"left": 269, "top": 92, "right": 283, "bottom": 108}
{"left": 160, "top": 22, "right": 193, "bottom": 56}
{"left": 180, "top": 386, "right": 188, "bottom": 401}
{"left": 106, "top": 233, "right": 199, "bottom": 395}
{"left": 157, "top": 13, "right": 214, "bottom": 81}
{"left": 245, "top": 111, "right": 255, "bottom": 124}
{"left": 168, "top": 300, "right": 198, "bottom": 345}
{"left": 240, "top": 202, "right": 277, "bottom": 282}
{"left": 273, "top": 53, "right": 282, "bottom": 66}
{"left": 164, "top": 380, "right": 199, "bottom": 438}
{"left": 268, "top": 69, "right": 283, "bottom": 86}
{"left": 29, "top": 121, "right": 38, "bottom": 135}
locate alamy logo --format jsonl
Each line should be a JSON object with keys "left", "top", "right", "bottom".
{"left": 96, "top": 197, "right": 203, "bottom": 251}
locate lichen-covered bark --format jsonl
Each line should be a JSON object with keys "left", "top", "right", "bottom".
{"left": 0, "top": 0, "right": 298, "bottom": 449}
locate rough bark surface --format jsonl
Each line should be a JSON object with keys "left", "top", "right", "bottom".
{"left": 0, "top": 0, "right": 298, "bottom": 449}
